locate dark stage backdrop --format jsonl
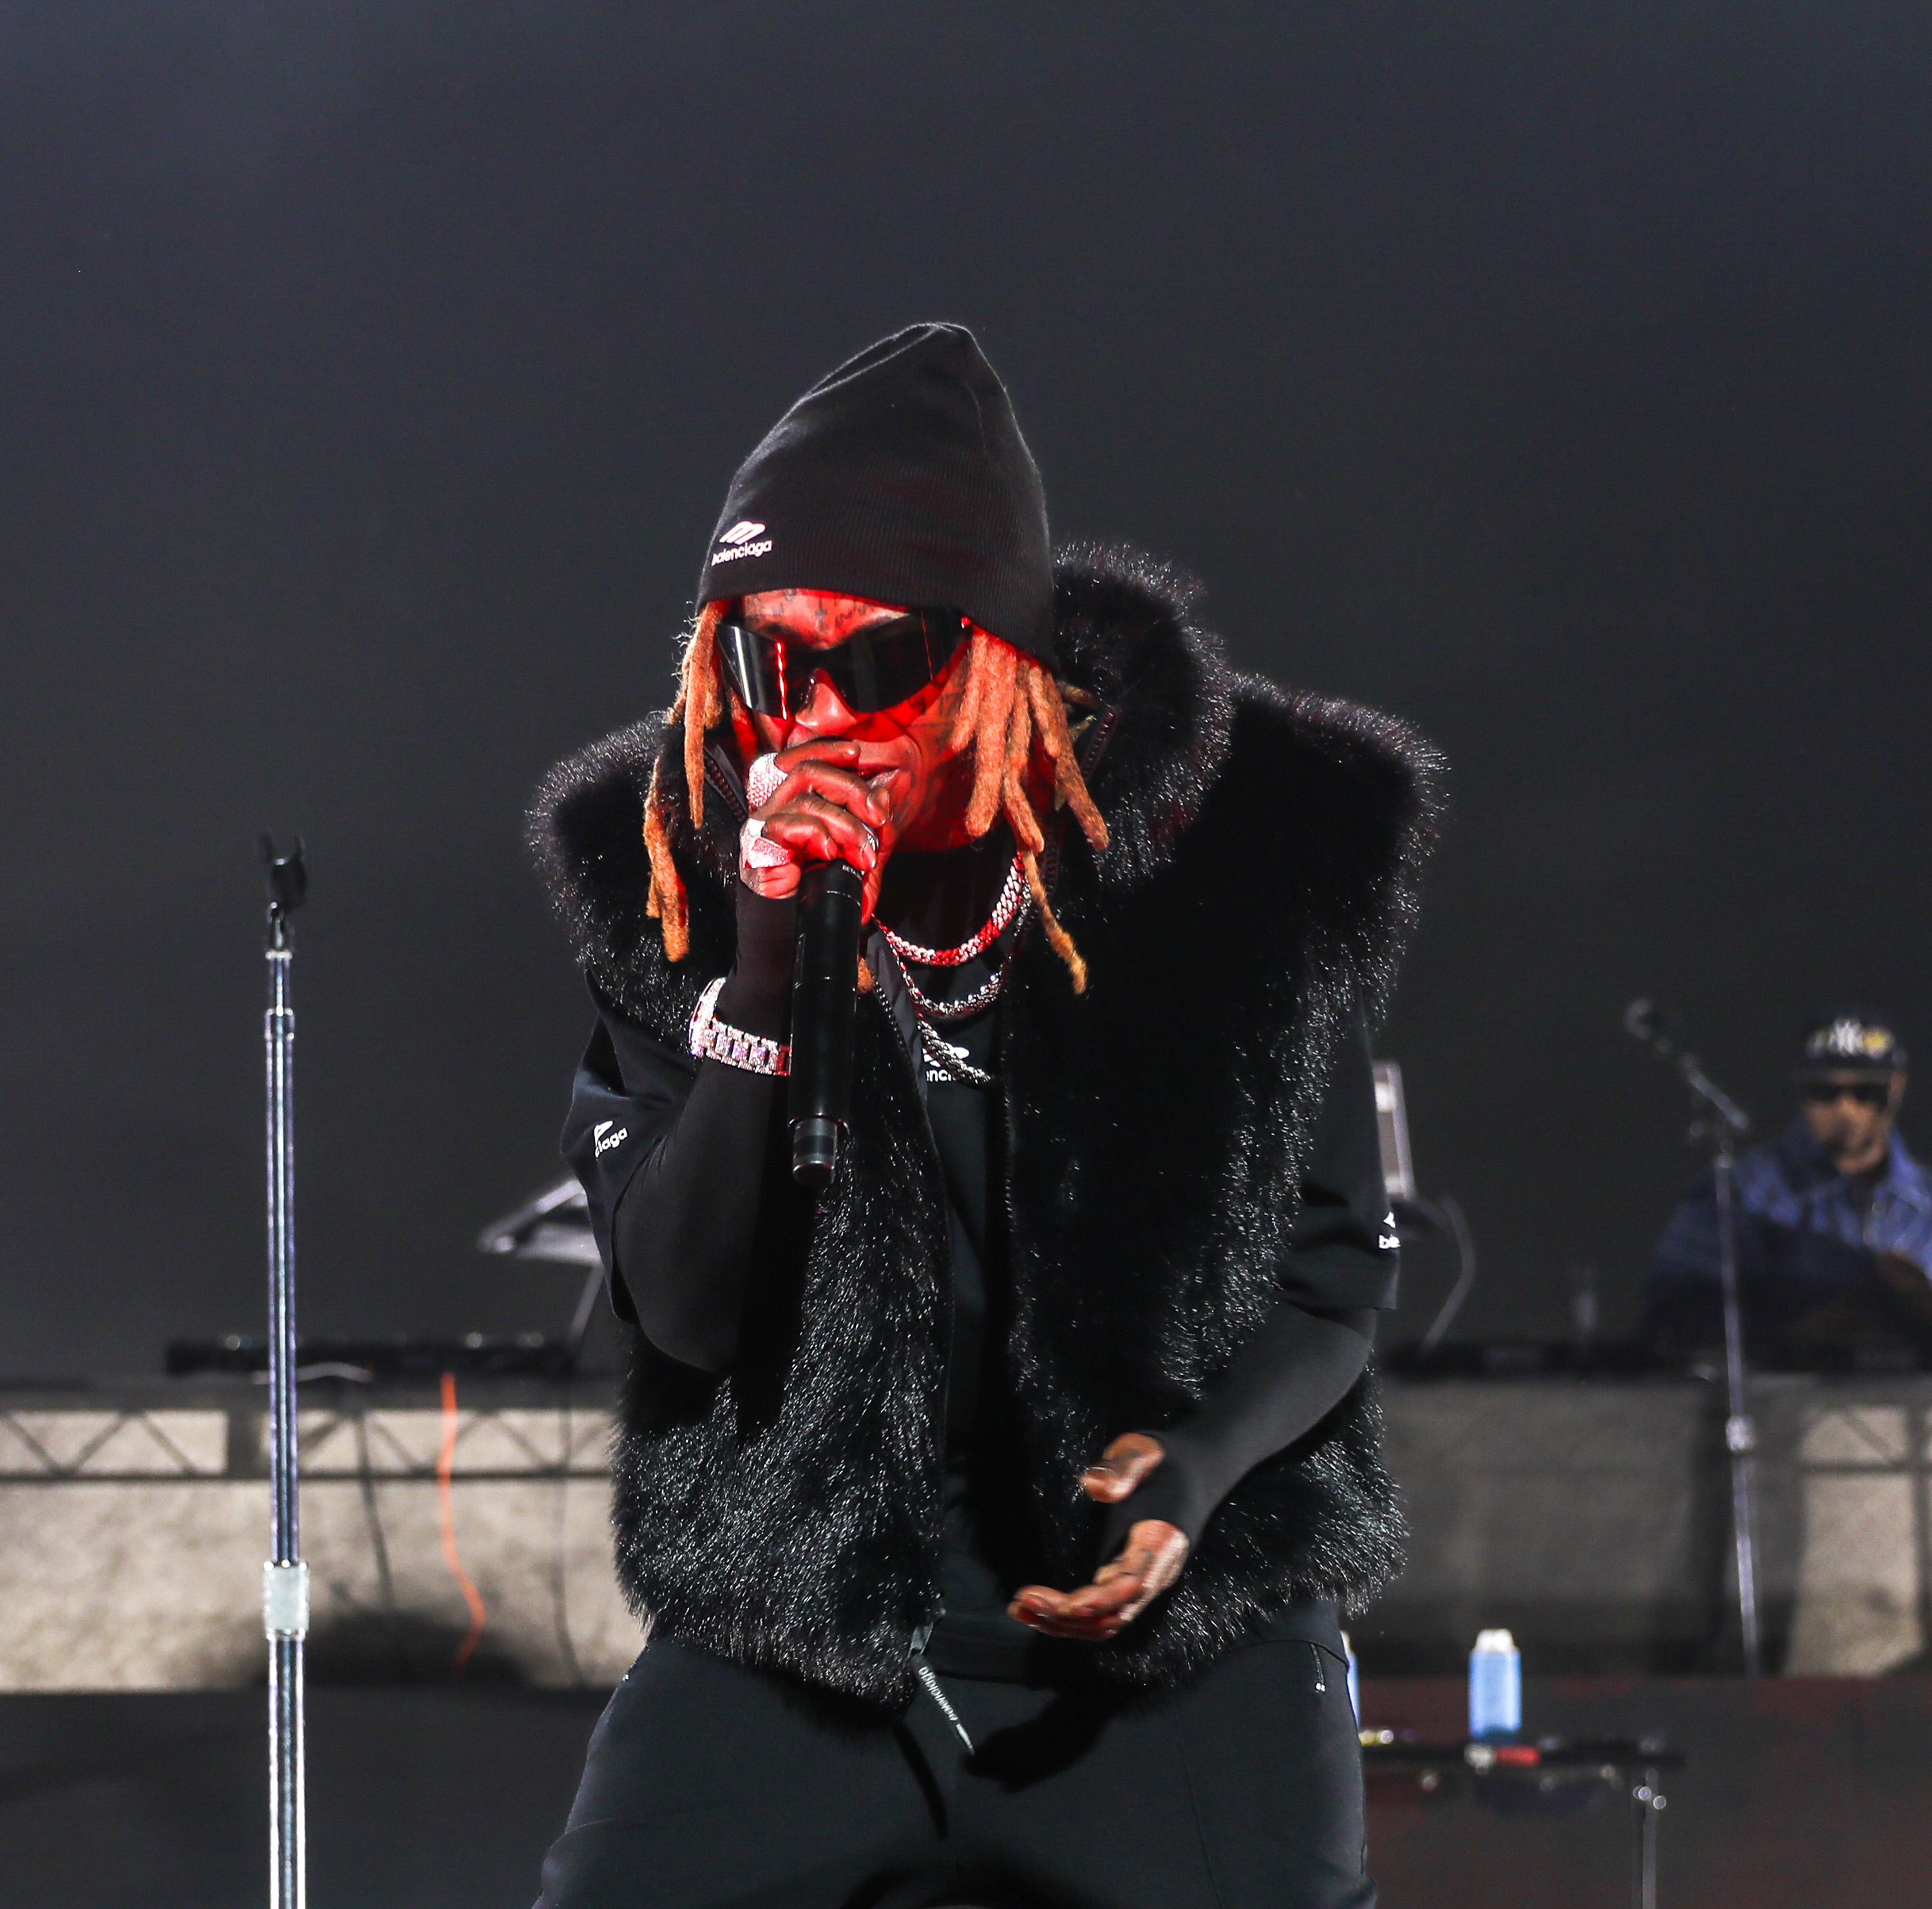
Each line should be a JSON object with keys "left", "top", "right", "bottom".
{"left": 5, "top": 3, "right": 1929, "bottom": 1379}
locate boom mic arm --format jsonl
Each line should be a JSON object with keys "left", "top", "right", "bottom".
{"left": 1624, "top": 996, "right": 1749, "bottom": 1136}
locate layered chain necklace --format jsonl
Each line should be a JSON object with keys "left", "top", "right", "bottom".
{"left": 881, "top": 855, "right": 1030, "bottom": 1086}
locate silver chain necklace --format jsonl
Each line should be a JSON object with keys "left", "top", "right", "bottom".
{"left": 898, "top": 957, "right": 1009, "bottom": 1025}
{"left": 880, "top": 857, "right": 1028, "bottom": 969}
{"left": 917, "top": 1017, "right": 996, "bottom": 1087}
{"left": 884, "top": 857, "right": 1027, "bottom": 1084}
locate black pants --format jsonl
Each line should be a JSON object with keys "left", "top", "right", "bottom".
{"left": 535, "top": 1634, "right": 1374, "bottom": 1909}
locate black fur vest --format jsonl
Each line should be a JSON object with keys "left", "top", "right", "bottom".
{"left": 533, "top": 546, "right": 1443, "bottom": 1709}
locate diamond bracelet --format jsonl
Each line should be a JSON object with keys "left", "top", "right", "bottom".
{"left": 688, "top": 975, "right": 790, "bottom": 1077}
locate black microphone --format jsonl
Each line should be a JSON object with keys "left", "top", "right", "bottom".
{"left": 788, "top": 861, "right": 866, "bottom": 1189}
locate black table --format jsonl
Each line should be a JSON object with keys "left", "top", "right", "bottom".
{"left": 1362, "top": 1732, "right": 1683, "bottom": 1909}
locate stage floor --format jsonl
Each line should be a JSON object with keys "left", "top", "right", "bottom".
{"left": 1, "top": 1677, "right": 1924, "bottom": 1906}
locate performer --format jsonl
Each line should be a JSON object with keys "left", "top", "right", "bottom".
{"left": 1647, "top": 1008, "right": 1932, "bottom": 1364}
{"left": 531, "top": 325, "right": 1441, "bottom": 1908}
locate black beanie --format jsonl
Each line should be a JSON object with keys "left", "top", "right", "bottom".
{"left": 697, "top": 323, "right": 1056, "bottom": 664}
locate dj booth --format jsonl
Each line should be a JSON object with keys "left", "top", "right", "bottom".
{"left": 1, "top": 1368, "right": 1928, "bottom": 1906}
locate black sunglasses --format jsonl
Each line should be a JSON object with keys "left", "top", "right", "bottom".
{"left": 1801, "top": 1080, "right": 1892, "bottom": 1109}
{"left": 715, "top": 607, "right": 971, "bottom": 719}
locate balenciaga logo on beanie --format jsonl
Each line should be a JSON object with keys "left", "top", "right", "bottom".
{"left": 710, "top": 519, "right": 772, "bottom": 563}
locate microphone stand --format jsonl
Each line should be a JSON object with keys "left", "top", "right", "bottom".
{"left": 1626, "top": 1002, "right": 1761, "bottom": 1675}
{"left": 261, "top": 837, "right": 309, "bottom": 1906}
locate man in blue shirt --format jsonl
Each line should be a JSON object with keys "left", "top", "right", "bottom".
{"left": 1647, "top": 1010, "right": 1932, "bottom": 1365}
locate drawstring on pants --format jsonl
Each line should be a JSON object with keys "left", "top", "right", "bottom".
{"left": 914, "top": 1662, "right": 975, "bottom": 1754}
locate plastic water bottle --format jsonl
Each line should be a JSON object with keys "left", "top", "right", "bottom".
{"left": 1342, "top": 1630, "right": 1360, "bottom": 1724}
{"left": 1468, "top": 1628, "right": 1520, "bottom": 1739}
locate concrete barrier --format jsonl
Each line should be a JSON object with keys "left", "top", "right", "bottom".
{"left": 3, "top": 1371, "right": 1927, "bottom": 1686}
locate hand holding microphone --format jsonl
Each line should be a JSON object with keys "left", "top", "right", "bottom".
{"left": 737, "top": 740, "right": 889, "bottom": 902}
{"left": 737, "top": 744, "right": 895, "bottom": 1190}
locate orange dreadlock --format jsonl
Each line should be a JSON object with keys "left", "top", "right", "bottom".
{"left": 944, "top": 626, "right": 1108, "bottom": 991}
{"left": 641, "top": 599, "right": 725, "bottom": 963}
{"left": 642, "top": 610, "right": 1109, "bottom": 989}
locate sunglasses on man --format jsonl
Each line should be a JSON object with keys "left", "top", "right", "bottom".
{"left": 1801, "top": 1080, "right": 1893, "bottom": 1109}
{"left": 715, "top": 607, "right": 971, "bottom": 720}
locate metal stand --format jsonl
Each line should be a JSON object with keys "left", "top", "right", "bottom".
{"left": 261, "top": 836, "right": 309, "bottom": 1909}
{"left": 1709, "top": 1119, "right": 1763, "bottom": 1676}
{"left": 1626, "top": 999, "right": 1761, "bottom": 1674}
{"left": 1408, "top": 1196, "right": 1478, "bottom": 1362}
{"left": 1629, "top": 1764, "right": 1667, "bottom": 1909}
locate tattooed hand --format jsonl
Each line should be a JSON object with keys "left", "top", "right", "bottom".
{"left": 1007, "top": 1433, "right": 1189, "bottom": 1642}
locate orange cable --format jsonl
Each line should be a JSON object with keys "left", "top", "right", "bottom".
{"left": 437, "top": 1371, "right": 487, "bottom": 1676}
